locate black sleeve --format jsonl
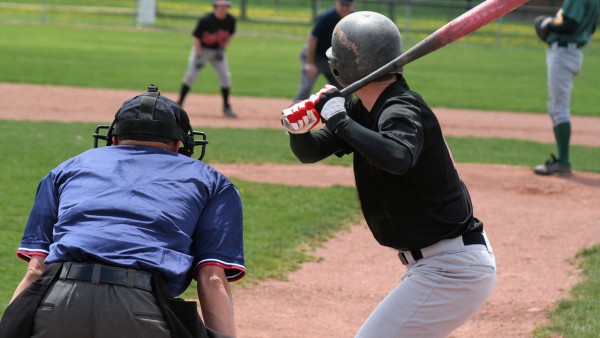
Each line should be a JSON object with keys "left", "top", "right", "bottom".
{"left": 288, "top": 129, "right": 348, "bottom": 163}
{"left": 548, "top": 15, "right": 578, "bottom": 34}
{"left": 327, "top": 114, "right": 413, "bottom": 175}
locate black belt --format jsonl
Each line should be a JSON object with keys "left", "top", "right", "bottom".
{"left": 58, "top": 262, "right": 153, "bottom": 292}
{"left": 555, "top": 41, "right": 584, "bottom": 48}
{"left": 398, "top": 231, "right": 487, "bottom": 265}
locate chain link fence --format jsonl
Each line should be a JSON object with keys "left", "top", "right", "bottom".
{"left": 0, "top": 0, "right": 572, "bottom": 47}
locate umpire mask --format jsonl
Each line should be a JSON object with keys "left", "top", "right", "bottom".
{"left": 93, "top": 84, "right": 208, "bottom": 160}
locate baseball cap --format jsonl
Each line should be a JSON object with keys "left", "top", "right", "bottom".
{"left": 338, "top": 0, "right": 354, "bottom": 4}
{"left": 213, "top": 0, "right": 232, "bottom": 6}
{"left": 113, "top": 85, "right": 183, "bottom": 142}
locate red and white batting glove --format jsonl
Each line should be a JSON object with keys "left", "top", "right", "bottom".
{"left": 309, "top": 85, "right": 345, "bottom": 122}
{"left": 281, "top": 99, "right": 321, "bottom": 134}
{"left": 308, "top": 85, "right": 348, "bottom": 132}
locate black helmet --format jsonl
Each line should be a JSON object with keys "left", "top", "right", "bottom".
{"left": 327, "top": 11, "right": 403, "bottom": 87}
{"left": 93, "top": 84, "right": 208, "bottom": 160}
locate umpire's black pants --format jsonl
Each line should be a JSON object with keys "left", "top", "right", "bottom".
{"left": 31, "top": 267, "right": 170, "bottom": 338}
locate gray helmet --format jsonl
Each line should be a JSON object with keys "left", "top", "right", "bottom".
{"left": 327, "top": 11, "right": 403, "bottom": 87}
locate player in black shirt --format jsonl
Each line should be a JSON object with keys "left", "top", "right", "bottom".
{"left": 281, "top": 11, "right": 496, "bottom": 337}
{"left": 178, "top": 0, "right": 237, "bottom": 118}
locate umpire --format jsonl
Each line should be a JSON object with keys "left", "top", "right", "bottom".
{"left": 0, "top": 85, "right": 245, "bottom": 338}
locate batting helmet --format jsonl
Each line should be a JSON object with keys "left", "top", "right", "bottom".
{"left": 327, "top": 11, "right": 403, "bottom": 87}
{"left": 93, "top": 84, "right": 208, "bottom": 160}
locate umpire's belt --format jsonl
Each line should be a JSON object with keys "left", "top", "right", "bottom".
{"left": 59, "top": 262, "right": 152, "bottom": 292}
{"left": 398, "top": 230, "right": 489, "bottom": 266}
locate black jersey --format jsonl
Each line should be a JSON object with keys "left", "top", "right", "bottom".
{"left": 193, "top": 13, "right": 236, "bottom": 49}
{"left": 289, "top": 75, "right": 480, "bottom": 250}
{"left": 345, "top": 77, "right": 476, "bottom": 250}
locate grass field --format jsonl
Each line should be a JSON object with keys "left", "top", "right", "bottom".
{"left": 1, "top": 5, "right": 600, "bottom": 115}
{"left": 1, "top": 2, "right": 600, "bottom": 336}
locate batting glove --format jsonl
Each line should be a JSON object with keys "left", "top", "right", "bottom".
{"left": 310, "top": 85, "right": 347, "bottom": 132}
{"left": 281, "top": 99, "right": 321, "bottom": 134}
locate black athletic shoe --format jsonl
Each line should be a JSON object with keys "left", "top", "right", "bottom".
{"left": 223, "top": 105, "right": 238, "bottom": 118}
{"left": 533, "top": 154, "right": 572, "bottom": 176}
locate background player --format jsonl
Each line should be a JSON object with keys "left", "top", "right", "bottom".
{"left": 291, "top": 0, "right": 354, "bottom": 103}
{"left": 178, "top": 0, "right": 238, "bottom": 118}
{"left": 0, "top": 85, "right": 244, "bottom": 337}
{"left": 281, "top": 12, "right": 496, "bottom": 337}
{"left": 533, "top": 0, "right": 599, "bottom": 175}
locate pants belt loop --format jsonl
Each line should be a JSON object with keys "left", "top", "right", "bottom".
{"left": 127, "top": 269, "right": 136, "bottom": 288}
{"left": 59, "top": 262, "right": 72, "bottom": 279}
{"left": 91, "top": 264, "right": 101, "bottom": 285}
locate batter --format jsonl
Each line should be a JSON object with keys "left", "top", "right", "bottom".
{"left": 281, "top": 12, "right": 496, "bottom": 337}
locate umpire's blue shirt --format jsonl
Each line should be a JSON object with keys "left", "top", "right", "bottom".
{"left": 17, "top": 145, "right": 245, "bottom": 297}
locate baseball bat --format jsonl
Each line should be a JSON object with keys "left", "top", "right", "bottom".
{"left": 340, "top": 0, "right": 530, "bottom": 96}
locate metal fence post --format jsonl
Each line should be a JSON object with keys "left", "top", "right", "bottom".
{"left": 137, "top": 0, "right": 157, "bottom": 26}
{"left": 404, "top": 3, "right": 411, "bottom": 44}
{"left": 41, "top": 0, "right": 48, "bottom": 24}
{"left": 240, "top": 0, "right": 247, "bottom": 20}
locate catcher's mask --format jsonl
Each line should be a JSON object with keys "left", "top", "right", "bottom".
{"left": 327, "top": 11, "right": 403, "bottom": 87}
{"left": 93, "top": 84, "right": 208, "bottom": 160}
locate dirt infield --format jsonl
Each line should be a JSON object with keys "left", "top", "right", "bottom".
{"left": 3, "top": 82, "right": 600, "bottom": 337}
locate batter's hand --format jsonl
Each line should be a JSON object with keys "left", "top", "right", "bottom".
{"left": 310, "top": 85, "right": 345, "bottom": 122}
{"left": 281, "top": 100, "right": 320, "bottom": 134}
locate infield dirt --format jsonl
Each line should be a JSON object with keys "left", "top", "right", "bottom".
{"left": 3, "top": 83, "right": 600, "bottom": 338}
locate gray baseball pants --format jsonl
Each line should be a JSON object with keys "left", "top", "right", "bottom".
{"left": 547, "top": 42, "right": 582, "bottom": 126}
{"left": 183, "top": 45, "right": 231, "bottom": 88}
{"left": 355, "top": 231, "right": 496, "bottom": 338}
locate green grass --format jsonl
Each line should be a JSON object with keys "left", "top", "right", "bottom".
{"left": 445, "top": 137, "right": 600, "bottom": 174}
{"left": 1, "top": 20, "right": 600, "bottom": 115}
{"left": 203, "top": 181, "right": 360, "bottom": 282}
{"left": 534, "top": 245, "right": 600, "bottom": 338}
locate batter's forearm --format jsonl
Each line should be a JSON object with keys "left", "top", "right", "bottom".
{"left": 289, "top": 131, "right": 341, "bottom": 163}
